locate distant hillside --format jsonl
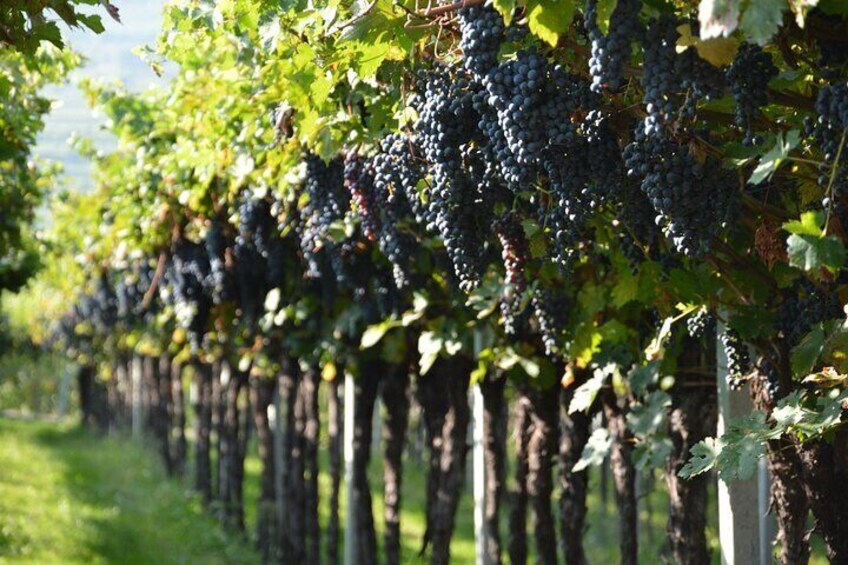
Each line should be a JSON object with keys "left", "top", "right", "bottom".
{"left": 36, "top": 0, "right": 169, "bottom": 193}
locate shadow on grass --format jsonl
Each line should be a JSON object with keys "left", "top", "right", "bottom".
{"left": 21, "top": 420, "right": 259, "bottom": 564}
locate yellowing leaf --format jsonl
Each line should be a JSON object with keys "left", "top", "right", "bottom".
{"left": 322, "top": 362, "right": 338, "bottom": 382}
{"left": 676, "top": 23, "right": 739, "bottom": 66}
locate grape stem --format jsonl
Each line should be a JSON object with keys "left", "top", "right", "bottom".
{"left": 417, "top": 0, "right": 484, "bottom": 18}
{"left": 140, "top": 251, "right": 168, "bottom": 309}
{"left": 824, "top": 129, "right": 847, "bottom": 234}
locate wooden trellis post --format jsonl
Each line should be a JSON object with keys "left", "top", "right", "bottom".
{"left": 716, "top": 319, "right": 771, "bottom": 565}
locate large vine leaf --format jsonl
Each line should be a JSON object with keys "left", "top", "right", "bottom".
{"left": 739, "top": 0, "right": 785, "bottom": 45}
{"left": 526, "top": 0, "right": 576, "bottom": 47}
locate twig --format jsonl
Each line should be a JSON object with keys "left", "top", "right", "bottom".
{"left": 336, "top": 0, "right": 378, "bottom": 32}
{"left": 417, "top": 0, "right": 484, "bottom": 18}
{"left": 141, "top": 251, "right": 168, "bottom": 310}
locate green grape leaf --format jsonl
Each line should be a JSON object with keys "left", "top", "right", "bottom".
{"left": 627, "top": 391, "right": 671, "bottom": 437}
{"left": 573, "top": 428, "right": 612, "bottom": 472}
{"left": 633, "top": 436, "right": 673, "bottom": 469}
{"left": 568, "top": 365, "right": 609, "bottom": 414}
{"left": 786, "top": 234, "right": 846, "bottom": 271}
{"left": 790, "top": 324, "right": 826, "bottom": 377}
{"left": 594, "top": 0, "right": 619, "bottom": 34}
{"left": 418, "top": 331, "right": 443, "bottom": 375}
{"left": 679, "top": 438, "right": 720, "bottom": 478}
{"left": 628, "top": 362, "right": 660, "bottom": 396}
{"left": 526, "top": 0, "right": 575, "bottom": 47}
{"left": 783, "top": 211, "right": 824, "bottom": 236}
{"left": 492, "top": 0, "right": 517, "bottom": 25}
{"left": 739, "top": 0, "right": 785, "bottom": 46}
{"left": 748, "top": 130, "right": 800, "bottom": 185}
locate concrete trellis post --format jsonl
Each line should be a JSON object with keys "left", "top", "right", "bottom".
{"left": 132, "top": 355, "right": 143, "bottom": 438}
{"left": 343, "top": 372, "right": 356, "bottom": 565}
{"left": 471, "top": 383, "right": 491, "bottom": 565}
{"left": 716, "top": 319, "right": 771, "bottom": 565}
{"left": 471, "top": 329, "right": 495, "bottom": 565}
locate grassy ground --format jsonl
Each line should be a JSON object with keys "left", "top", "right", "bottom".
{"left": 0, "top": 417, "right": 258, "bottom": 564}
{"left": 0, "top": 413, "right": 830, "bottom": 564}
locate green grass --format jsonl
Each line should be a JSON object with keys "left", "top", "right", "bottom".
{"left": 0, "top": 412, "right": 830, "bottom": 564}
{"left": 0, "top": 416, "right": 259, "bottom": 564}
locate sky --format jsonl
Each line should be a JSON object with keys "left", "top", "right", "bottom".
{"left": 36, "top": 0, "right": 170, "bottom": 192}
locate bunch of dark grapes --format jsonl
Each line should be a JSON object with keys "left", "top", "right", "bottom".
{"left": 686, "top": 308, "right": 715, "bottom": 339}
{"left": 415, "top": 68, "right": 488, "bottom": 290}
{"left": 494, "top": 212, "right": 530, "bottom": 335}
{"left": 777, "top": 279, "right": 842, "bottom": 346}
{"left": 623, "top": 129, "right": 736, "bottom": 256}
{"left": 807, "top": 83, "right": 848, "bottom": 161}
{"left": 720, "top": 328, "right": 750, "bottom": 390}
{"left": 805, "top": 83, "right": 848, "bottom": 222}
{"left": 614, "top": 180, "right": 663, "bottom": 266}
{"left": 726, "top": 43, "right": 777, "bottom": 146}
{"left": 90, "top": 273, "right": 118, "bottom": 331}
{"left": 640, "top": 16, "right": 680, "bottom": 134}
{"left": 585, "top": 0, "right": 642, "bottom": 93}
{"left": 531, "top": 287, "right": 569, "bottom": 358}
{"left": 481, "top": 49, "right": 549, "bottom": 167}
{"left": 297, "top": 154, "right": 347, "bottom": 279}
{"left": 204, "top": 219, "right": 231, "bottom": 304}
{"left": 542, "top": 65, "right": 598, "bottom": 146}
{"left": 542, "top": 112, "right": 624, "bottom": 266}
{"left": 458, "top": 4, "right": 505, "bottom": 79}
{"left": 237, "top": 198, "right": 276, "bottom": 256}
{"left": 375, "top": 133, "right": 426, "bottom": 223}
{"left": 168, "top": 240, "right": 213, "bottom": 348}
{"left": 758, "top": 357, "right": 781, "bottom": 399}
{"left": 344, "top": 152, "right": 380, "bottom": 242}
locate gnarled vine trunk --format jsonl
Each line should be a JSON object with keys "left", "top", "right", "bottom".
{"left": 419, "top": 355, "right": 472, "bottom": 565}
{"left": 171, "top": 360, "right": 187, "bottom": 476}
{"left": 666, "top": 337, "right": 717, "bottom": 565}
{"left": 603, "top": 391, "right": 638, "bottom": 565}
{"left": 559, "top": 384, "right": 590, "bottom": 565}
{"left": 352, "top": 359, "right": 381, "bottom": 565}
{"left": 796, "top": 430, "right": 848, "bottom": 562}
{"left": 382, "top": 362, "right": 410, "bottom": 565}
{"left": 326, "top": 376, "right": 342, "bottom": 565}
{"left": 279, "top": 357, "right": 302, "bottom": 561}
{"left": 744, "top": 352, "right": 811, "bottom": 565}
{"left": 508, "top": 389, "right": 531, "bottom": 565}
{"left": 193, "top": 360, "right": 214, "bottom": 503}
{"left": 301, "top": 365, "right": 321, "bottom": 564}
{"left": 155, "top": 354, "right": 173, "bottom": 474}
{"left": 250, "top": 375, "right": 277, "bottom": 563}
{"left": 227, "top": 367, "right": 249, "bottom": 532}
{"left": 527, "top": 387, "right": 559, "bottom": 564}
{"left": 480, "top": 372, "right": 507, "bottom": 565}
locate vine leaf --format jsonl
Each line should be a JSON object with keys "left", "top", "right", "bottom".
{"left": 573, "top": 427, "right": 611, "bottom": 472}
{"left": 568, "top": 365, "right": 609, "bottom": 414}
{"left": 594, "top": 0, "right": 618, "bottom": 35}
{"left": 748, "top": 129, "right": 800, "bottom": 185}
{"left": 739, "top": 0, "right": 785, "bottom": 46}
{"left": 676, "top": 23, "right": 739, "bottom": 66}
{"left": 786, "top": 233, "right": 846, "bottom": 272}
{"left": 791, "top": 323, "right": 826, "bottom": 377}
{"left": 698, "top": 0, "right": 741, "bottom": 40}
{"left": 526, "top": 0, "right": 575, "bottom": 47}
{"left": 492, "top": 0, "right": 516, "bottom": 26}
{"left": 679, "top": 438, "right": 720, "bottom": 478}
